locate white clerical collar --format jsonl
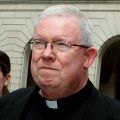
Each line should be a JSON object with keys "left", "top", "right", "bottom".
{"left": 45, "top": 100, "right": 58, "bottom": 109}
{"left": 38, "top": 90, "right": 58, "bottom": 109}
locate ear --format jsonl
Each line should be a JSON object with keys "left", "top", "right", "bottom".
{"left": 4, "top": 73, "right": 11, "bottom": 86}
{"left": 83, "top": 47, "right": 97, "bottom": 68}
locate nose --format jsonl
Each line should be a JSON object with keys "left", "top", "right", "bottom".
{"left": 41, "top": 43, "right": 56, "bottom": 62}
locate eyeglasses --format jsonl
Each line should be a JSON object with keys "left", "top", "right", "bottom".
{"left": 29, "top": 38, "right": 89, "bottom": 52}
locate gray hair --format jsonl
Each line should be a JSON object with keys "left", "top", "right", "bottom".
{"left": 35, "top": 5, "right": 93, "bottom": 47}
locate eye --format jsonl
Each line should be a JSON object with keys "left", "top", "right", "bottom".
{"left": 33, "top": 40, "right": 46, "bottom": 49}
{"left": 34, "top": 40, "right": 44, "bottom": 45}
{"left": 53, "top": 40, "right": 70, "bottom": 52}
{"left": 54, "top": 41, "right": 68, "bottom": 47}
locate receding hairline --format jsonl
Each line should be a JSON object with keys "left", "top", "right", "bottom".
{"left": 37, "top": 5, "right": 86, "bottom": 24}
{"left": 39, "top": 5, "right": 85, "bottom": 16}
{"left": 33, "top": 5, "right": 94, "bottom": 47}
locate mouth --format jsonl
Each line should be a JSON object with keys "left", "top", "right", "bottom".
{"left": 40, "top": 66, "right": 57, "bottom": 71}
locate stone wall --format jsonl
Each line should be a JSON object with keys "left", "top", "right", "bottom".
{"left": 0, "top": 2, "right": 120, "bottom": 91}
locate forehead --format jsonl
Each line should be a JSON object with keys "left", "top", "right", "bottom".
{"left": 37, "top": 15, "right": 79, "bottom": 29}
{"left": 34, "top": 16, "right": 81, "bottom": 41}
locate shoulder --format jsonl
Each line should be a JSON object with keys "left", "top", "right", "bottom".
{"left": 87, "top": 82, "right": 120, "bottom": 119}
{"left": 89, "top": 81, "right": 120, "bottom": 110}
{"left": 8, "top": 87, "right": 34, "bottom": 97}
{"left": 6, "top": 87, "right": 33, "bottom": 98}
{"left": 0, "top": 87, "right": 34, "bottom": 107}
{"left": 102, "top": 94, "right": 120, "bottom": 112}
{"left": 0, "top": 87, "right": 36, "bottom": 118}
{"left": 92, "top": 90, "right": 120, "bottom": 118}
{"left": 96, "top": 91, "right": 120, "bottom": 108}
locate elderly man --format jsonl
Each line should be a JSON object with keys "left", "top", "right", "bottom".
{"left": 0, "top": 5, "right": 120, "bottom": 120}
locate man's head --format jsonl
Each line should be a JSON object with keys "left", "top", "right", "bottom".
{"left": 0, "top": 51, "right": 11, "bottom": 96}
{"left": 30, "top": 5, "right": 97, "bottom": 100}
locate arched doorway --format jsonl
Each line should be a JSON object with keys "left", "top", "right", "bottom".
{"left": 27, "top": 52, "right": 35, "bottom": 87}
{"left": 99, "top": 36, "right": 120, "bottom": 101}
{"left": 22, "top": 41, "right": 35, "bottom": 88}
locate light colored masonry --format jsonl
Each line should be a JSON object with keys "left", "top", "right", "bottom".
{"left": 0, "top": 1, "right": 120, "bottom": 92}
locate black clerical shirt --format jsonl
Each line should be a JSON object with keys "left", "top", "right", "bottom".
{"left": 0, "top": 80, "right": 120, "bottom": 120}
{"left": 20, "top": 81, "right": 92, "bottom": 120}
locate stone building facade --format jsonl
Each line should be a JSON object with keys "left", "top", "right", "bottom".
{"left": 0, "top": 0, "right": 120, "bottom": 100}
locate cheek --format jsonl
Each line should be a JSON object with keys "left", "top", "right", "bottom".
{"left": 31, "top": 51, "right": 41, "bottom": 76}
{"left": 59, "top": 52, "right": 85, "bottom": 77}
{"left": 31, "top": 50, "right": 40, "bottom": 62}
{"left": 59, "top": 52, "right": 84, "bottom": 69}
{"left": 31, "top": 50, "right": 41, "bottom": 67}
{"left": 57, "top": 54, "right": 75, "bottom": 76}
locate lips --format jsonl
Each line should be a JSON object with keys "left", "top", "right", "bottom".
{"left": 40, "top": 66, "right": 57, "bottom": 71}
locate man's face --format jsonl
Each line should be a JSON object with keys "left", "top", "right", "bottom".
{"left": 31, "top": 16, "right": 93, "bottom": 100}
